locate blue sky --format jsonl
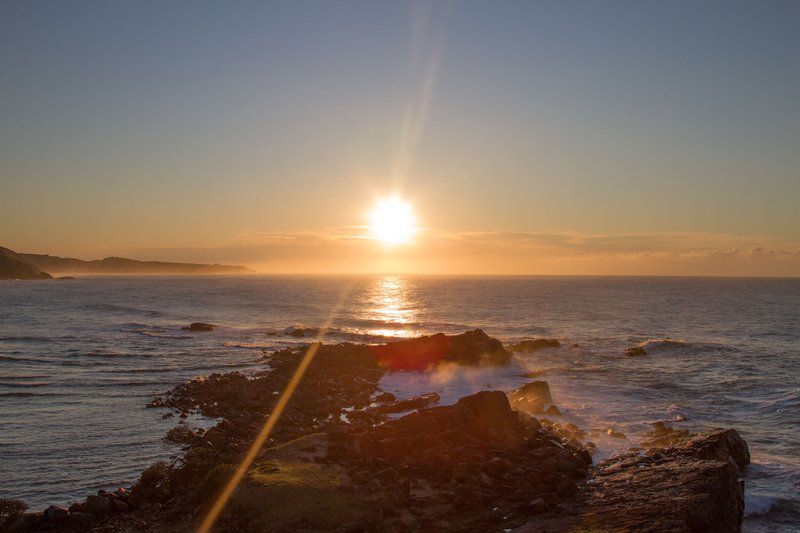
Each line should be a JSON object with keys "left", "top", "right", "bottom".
{"left": 1, "top": 1, "right": 798, "bottom": 274}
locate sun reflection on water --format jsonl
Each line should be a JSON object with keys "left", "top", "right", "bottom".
{"left": 360, "top": 276, "right": 418, "bottom": 338}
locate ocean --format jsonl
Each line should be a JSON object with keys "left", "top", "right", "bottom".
{"left": 0, "top": 275, "right": 798, "bottom": 530}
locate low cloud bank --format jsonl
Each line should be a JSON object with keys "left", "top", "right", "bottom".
{"left": 134, "top": 228, "right": 800, "bottom": 277}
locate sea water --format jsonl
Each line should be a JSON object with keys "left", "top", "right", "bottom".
{"left": 0, "top": 275, "right": 797, "bottom": 530}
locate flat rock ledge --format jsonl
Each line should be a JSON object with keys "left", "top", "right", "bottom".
{"left": 519, "top": 429, "right": 750, "bottom": 533}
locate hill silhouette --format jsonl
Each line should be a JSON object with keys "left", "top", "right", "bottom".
{"left": 0, "top": 246, "right": 53, "bottom": 280}
{"left": 21, "top": 253, "right": 255, "bottom": 275}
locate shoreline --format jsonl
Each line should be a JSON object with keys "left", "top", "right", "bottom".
{"left": 2, "top": 330, "right": 752, "bottom": 531}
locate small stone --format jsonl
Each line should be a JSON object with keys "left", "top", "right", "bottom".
{"left": 84, "top": 494, "right": 111, "bottom": 515}
{"left": 183, "top": 322, "right": 214, "bottom": 332}
{"left": 44, "top": 505, "right": 69, "bottom": 522}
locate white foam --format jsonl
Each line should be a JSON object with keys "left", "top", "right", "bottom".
{"left": 744, "top": 493, "right": 780, "bottom": 517}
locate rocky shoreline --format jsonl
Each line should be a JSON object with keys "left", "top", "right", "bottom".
{"left": 1, "top": 330, "right": 750, "bottom": 532}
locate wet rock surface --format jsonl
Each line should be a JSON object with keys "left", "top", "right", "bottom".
{"left": 520, "top": 429, "right": 750, "bottom": 533}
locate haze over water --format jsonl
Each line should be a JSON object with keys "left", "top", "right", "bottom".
{"left": 0, "top": 275, "right": 797, "bottom": 530}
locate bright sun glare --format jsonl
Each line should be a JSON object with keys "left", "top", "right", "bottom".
{"left": 367, "top": 196, "right": 417, "bottom": 245}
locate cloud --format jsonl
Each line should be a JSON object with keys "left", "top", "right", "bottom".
{"left": 135, "top": 228, "right": 800, "bottom": 277}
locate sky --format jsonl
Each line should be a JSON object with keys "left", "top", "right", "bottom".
{"left": 1, "top": 1, "right": 799, "bottom": 276}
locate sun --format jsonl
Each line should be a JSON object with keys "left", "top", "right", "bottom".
{"left": 367, "top": 196, "right": 417, "bottom": 245}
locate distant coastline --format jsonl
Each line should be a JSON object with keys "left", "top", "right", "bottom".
{"left": 0, "top": 245, "right": 255, "bottom": 278}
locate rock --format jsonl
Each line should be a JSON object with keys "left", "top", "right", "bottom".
{"left": 370, "top": 329, "right": 511, "bottom": 370}
{"left": 528, "top": 429, "right": 751, "bottom": 532}
{"left": 374, "top": 392, "right": 396, "bottom": 403}
{"left": 544, "top": 405, "right": 561, "bottom": 416}
{"left": 607, "top": 429, "right": 627, "bottom": 439}
{"left": 676, "top": 429, "right": 750, "bottom": 471}
{"left": 67, "top": 502, "right": 84, "bottom": 513}
{"left": 110, "top": 499, "right": 129, "bottom": 513}
{"left": 642, "top": 421, "right": 692, "bottom": 448}
{"left": 182, "top": 322, "right": 214, "bottom": 332}
{"left": 625, "top": 346, "right": 647, "bottom": 356}
{"left": 67, "top": 512, "right": 95, "bottom": 525}
{"left": 43, "top": 505, "right": 69, "bottom": 522}
{"left": 456, "top": 390, "right": 522, "bottom": 438}
{"left": 374, "top": 392, "right": 440, "bottom": 414}
{"left": 508, "top": 339, "right": 561, "bottom": 352}
{"left": 284, "top": 326, "right": 319, "bottom": 338}
{"left": 448, "top": 329, "right": 512, "bottom": 366}
{"left": 166, "top": 424, "right": 197, "bottom": 444}
{"left": 509, "top": 381, "right": 553, "bottom": 413}
{"left": 23, "top": 512, "right": 43, "bottom": 528}
{"left": 84, "top": 494, "right": 111, "bottom": 516}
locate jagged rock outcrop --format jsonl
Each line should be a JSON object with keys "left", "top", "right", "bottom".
{"left": 520, "top": 429, "right": 750, "bottom": 533}
{"left": 370, "top": 329, "right": 512, "bottom": 370}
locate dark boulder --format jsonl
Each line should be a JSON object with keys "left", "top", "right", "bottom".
{"left": 374, "top": 392, "right": 396, "bottom": 403}
{"left": 165, "top": 424, "right": 197, "bottom": 444}
{"left": 182, "top": 322, "right": 214, "bottom": 332}
{"left": 43, "top": 505, "right": 69, "bottom": 522}
{"left": 84, "top": 495, "right": 111, "bottom": 516}
{"left": 673, "top": 429, "right": 750, "bottom": 471}
{"left": 370, "top": 329, "right": 511, "bottom": 370}
{"left": 380, "top": 390, "right": 524, "bottom": 447}
{"left": 543, "top": 405, "right": 561, "bottom": 416}
{"left": 509, "top": 381, "right": 553, "bottom": 413}
{"left": 532, "top": 429, "right": 751, "bottom": 533}
{"left": 374, "top": 392, "right": 440, "bottom": 414}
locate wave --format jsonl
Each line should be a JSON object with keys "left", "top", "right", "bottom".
{"left": 139, "top": 332, "right": 193, "bottom": 340}
{"left": 90, "top": 380, "right": 172, "bottom": 388}
{"left": 745, "top": 493, "right": 783, "bottom": 517}
{"left": 340, "top": 318, "right": 423, "bottom": 329}
{"left": 223, "top": 341, "right": 274, "bottom": 350}
{"left": 0, "top": 335, "right": 77, "bottom": 343}
{"left": 0, "top": 381, "right": 52, "bottom": 388}
{"left": 67, "top": 351, "right": 147, "bottom": 359}
{"left": 0, "top": 373, "right": 49, "bottom": 380}
{"left": 86, "top": 303, "right": 163, "bottom": 317}
{"left": 0, "top": 392, "right": 63, "bottom": 397}
{"left": 0, "top": 354, "right": 51, "bottom": 364}
{"left": 634, "top": 338, "right": 728, "bottom": 353}
{"left": 758, "top": 390, "right": 800, "bottom": 413}
{"left": 637, "top": 339, "right": 691, "bottom": 350}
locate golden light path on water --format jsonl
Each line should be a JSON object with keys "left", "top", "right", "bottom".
{"left": 358, "top": 276, "right": 418, "bottom": 338}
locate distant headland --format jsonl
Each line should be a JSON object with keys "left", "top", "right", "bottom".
{"left": 0, "top": 245, "right": 255, "bottom": 279}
